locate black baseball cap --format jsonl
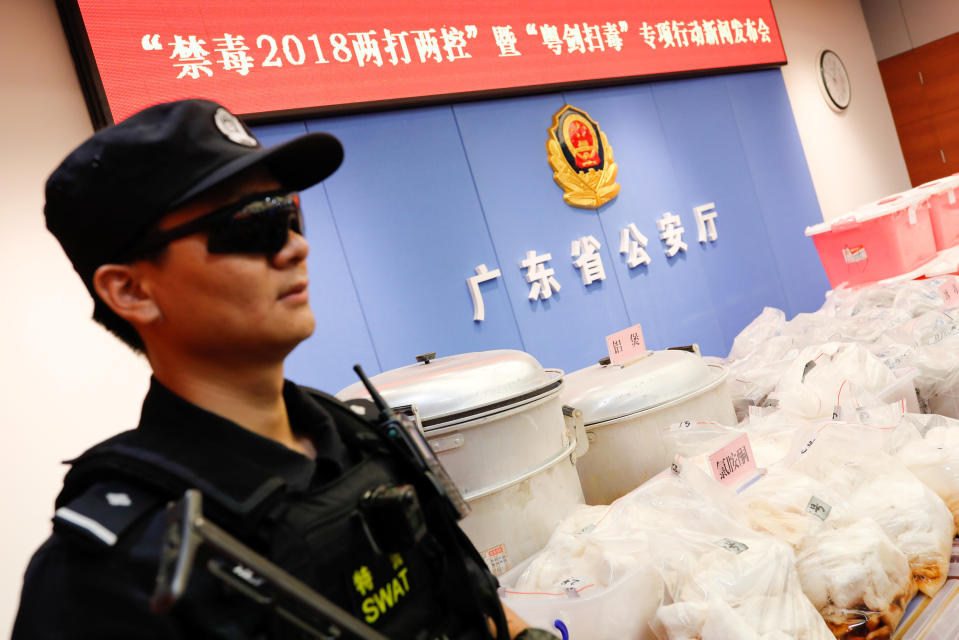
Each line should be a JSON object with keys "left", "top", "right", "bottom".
{"left": 44, "top": 99, "right": 343, "bottom": 295}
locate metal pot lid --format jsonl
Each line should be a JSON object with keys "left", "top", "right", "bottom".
{"left": 560, "top": 349, "right": 722, "bottom": 426}
{"left": 336, "top": 349, "right": 563, "bottom": 429}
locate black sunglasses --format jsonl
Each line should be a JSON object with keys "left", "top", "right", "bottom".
{"left": 125, "top": 190, "right": 303, "bottom": 259}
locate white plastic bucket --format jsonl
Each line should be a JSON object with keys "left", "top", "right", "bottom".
{"left": 498, "top": 552, "right": 663, "bottom": 639}
{"left": 576, "top": 369, "right": 736, "bottom": 505}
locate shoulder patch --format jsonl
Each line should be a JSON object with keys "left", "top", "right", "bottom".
{"left": 54, "top": 481, "right": 162, "bottom": 547}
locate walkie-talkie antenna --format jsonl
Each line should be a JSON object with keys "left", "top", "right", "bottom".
{"left": 351, "top": 364, "right": 471, "bottom": 521}
{"left": 353, "top": 364, "right": 392, "bottom": 421}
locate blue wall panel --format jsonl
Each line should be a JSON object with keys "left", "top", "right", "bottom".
{"left": 725, "top": 70, "right": 832, "bottom": 315}
{"left": 305, "top": 107, "right": 525, "bottom": 374}
{"left": 252, "top": 121, "right": 380, "bottom": 393}
{"left": 649, "top": 75, "right": 791, "bottom": 352}
{"left": 561, "top": 83, "right": 728, "bottom": 355}
{"left": 453, "top": 95, "right": 631, "bottom": 373}
{"left": 254, "top": 68, "right": 828, "bottom": 391}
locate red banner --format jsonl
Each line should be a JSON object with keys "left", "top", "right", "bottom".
{"left": 68, "top": 0, "right": 786, "bottom": 124}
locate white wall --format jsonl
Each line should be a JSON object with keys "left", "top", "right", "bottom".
{"left": 862, "top": 0, "right": 959, "bottom": 59}
{"left": 773, "top": 0, "right": 912, "bottom": 221}
{"left": 0, "top": 1, "right": 151, "bottom": 634}
{"left": 860, "top": 0, "right": 913, "bottom": 60}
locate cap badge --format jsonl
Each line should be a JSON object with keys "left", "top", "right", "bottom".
{"left": 213, "top": 107, "right": 258, "bottom": 148}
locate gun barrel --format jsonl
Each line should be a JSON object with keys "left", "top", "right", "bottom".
{"left": 152, "top": 490, "right": 389, "bottom": 640}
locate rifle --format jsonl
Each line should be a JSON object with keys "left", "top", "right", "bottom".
{"left": 151, "top": 489, "right": 388, "bottom": 640}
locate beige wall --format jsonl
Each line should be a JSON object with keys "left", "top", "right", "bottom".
{"left": 0, "top": 0, "right": 914, "bottom": 634}
{"left": 0, "top": 1, "right": 151, "bottom": 634}
{"left": 862, "top": 0, "right": 959, "bottom": 59}
{"left": 772, "top": 0, "right": 912, "bottom": 221}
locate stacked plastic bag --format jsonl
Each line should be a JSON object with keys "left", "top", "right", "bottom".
{"left": 498, "top": 277, "right": 959, "bottom": 638}
{"left": 890, "top": 413, "right": 959, "bottom": 528}
{"left": 661, "top": 417, "right": 954, "bottom": 639}
{"left": 795, "top": 520, "right": 913, "bottom": 639}
{"left": 723, "top": 277, "right": 959, "bottom": 421}
{"left": 500, "top": 464, "right": 832, "bottom": 640}
{"left": 789, "top": 423, "right": 953, "bottom": 599}
{"left": 500, "top": 418, "right": 958, "bottom": 638}
{"left": 765, "top": 343, "right": 897, "bottom": 421}
{"left": 712, "top": 280, "right": 959, "bottom": 637}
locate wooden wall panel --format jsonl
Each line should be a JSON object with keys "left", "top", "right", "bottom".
{"left": 897, "top": 116, "right": 947, "bottom": 185}
{"left": 879, "top": 47, "right": 930, "bottom": 128}
{"left": 918, "top": 36, "right": 959, "bottom": 110}
{"left": 879, "top": 32, "right": 959, "bottom": 186}
{"left": 935, "top": 106, "right": 959, "bottom": 175}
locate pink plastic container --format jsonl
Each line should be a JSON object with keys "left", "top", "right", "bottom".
{"left": 913, "top": 174, "right": 959, "bottom": 250}
{"left": 805, "top": 192, "right": 937, "bottom": 288}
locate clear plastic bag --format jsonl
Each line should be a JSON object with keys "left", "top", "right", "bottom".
{"left": 735, "top": 466, "right": 850, "bottom": 549}
{"left": 502, "top": 528, "right": 663, "bottom": 640}
{"left": 707, "top": 277, "right": 959, "bottom": 636}
{"left": 722, "top": 277, "right": 959, "bottom": 420}
{"left": 890, "top": 413, "right": 959, "bottom": 528}
{"left": 767, "top": 343, "right": 897, "bottom": 421}
{"left": 661, "top": 420, "right": 745, "bottom": 466}
{"left": 742, "top": 411, "right": 828, "bottom": 468}
{"left": 661, "top": 414, "right": 800, "bottom": 475}
{"left": 639, "top": 466, "right": 831, "bottom": 640}
{"left": 501, "top": 464, "right": 832, "bottom": 640}
{"left": 891, "top": 279, "right": 949, "bottom": 317}
{"left": 727, "top": 307, "right": 787, "bottom": 362}
{"left": 650, "top": 527, "right": 831, "bottom": 640}
{"left": 795, "top": 519, "right": 915, "bottom": 639}
{"left": 499, "top": 495, "right": 669, "bottom": 639}
{"left": 789, "top": 424, "right": 954, "bottom": 598}
{"left": 662, "top": 417, "right": 925, "bottom": 636}
{"left": 511, "top": 504, "right": 648, "bottom": 593}
{"left": 501, "top": 565, "right": 663, "bottom": 640}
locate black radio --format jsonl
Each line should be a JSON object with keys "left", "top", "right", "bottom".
{"left": 360, "top": 484, "right": 427, "bottom": 553}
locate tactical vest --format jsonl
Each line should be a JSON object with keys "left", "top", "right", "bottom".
{"left": 55, "top": 389, "right": 508, "bottom": 640}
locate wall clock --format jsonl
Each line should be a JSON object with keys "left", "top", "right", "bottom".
{"left": 818, "top": 49, "right": 851, "bottom": 112}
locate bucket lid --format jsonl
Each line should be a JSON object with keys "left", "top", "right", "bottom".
{"left": 853, "top": 189, "right": 930, "bottom": 223}
{"left": 560, "top": 349, "right": 724, "bottom": 426}
{"left": 805, "top": 189, "right": 931, "bottom": 236}
{"left": 915, "top": 173, "right": 959, "bottom": 194}
{"left": 804, "top": 220, "right": 832, "bottom": 237}
{"left": 336, "top": 349, "right": 563, "bottom": 429}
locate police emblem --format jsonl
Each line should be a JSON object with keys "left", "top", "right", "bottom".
{"left": 546, "top": 106, "right": 620, "bottom": 209}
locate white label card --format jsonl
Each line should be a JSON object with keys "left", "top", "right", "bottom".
{"left": 715, "top": 538, "right": 749, "bottom": 554}
{"left": 941, "top": 280, "right": 959, "bottom": 309}
{"left": 806, "top": 496, "right": 832, "bottom": 521}
{"left": 482, "top": 543, "right": 512, "bottom": 577}
{"left": 842, "top": 246, "right": 867, "bottom": 264}
{"left": 558, "top": 577, "right": 585, "bottom": 591}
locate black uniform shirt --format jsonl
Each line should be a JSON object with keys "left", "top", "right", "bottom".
{"left": 12, "top": 377, "right": 359, "bottom": 640}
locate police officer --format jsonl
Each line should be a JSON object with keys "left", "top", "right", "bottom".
{"left": 13, "top": 100, "right": 551, "bottom": 639}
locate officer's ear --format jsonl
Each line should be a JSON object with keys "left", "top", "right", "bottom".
{"left": 92, "top": 263, "right": 161, "bottom": 327}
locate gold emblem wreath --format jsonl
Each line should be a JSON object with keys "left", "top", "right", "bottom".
{"left": 546, "top": 107, "right": 620, "bottom": 210}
